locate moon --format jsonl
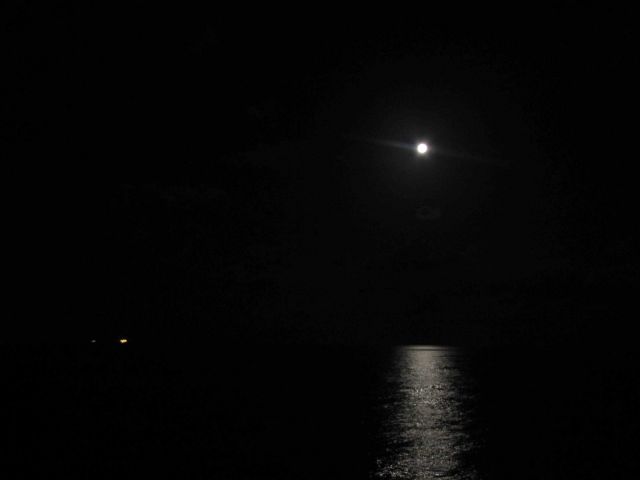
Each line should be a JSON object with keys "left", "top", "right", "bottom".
{"left": 417, "top": 143, "right": 428, "bottom": 154}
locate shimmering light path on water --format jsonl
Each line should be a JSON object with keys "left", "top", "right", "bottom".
{"left": 373, "top": 346, "right": 479, "bottom": 480}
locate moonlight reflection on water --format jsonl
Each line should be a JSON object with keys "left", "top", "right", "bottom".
{"left": 374, "top": 346, "right": 479, "bottom": 480}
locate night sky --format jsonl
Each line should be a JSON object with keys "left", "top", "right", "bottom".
{"left": 5, "top": 4, "right": 636, "bottom": 344}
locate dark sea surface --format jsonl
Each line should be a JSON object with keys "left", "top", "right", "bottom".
{"left": 3, "top": 344, "right": 638, "bottom": 478}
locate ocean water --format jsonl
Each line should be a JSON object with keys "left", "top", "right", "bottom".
{"left": 3, "top": 344, "right": 638, "bottom": 478}
{"left": 372, "top": 346, "right": 479, "bottom": 480}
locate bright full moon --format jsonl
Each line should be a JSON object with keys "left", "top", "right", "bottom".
{"left": 417, "top": 143, "right": 428, "bottom": 154}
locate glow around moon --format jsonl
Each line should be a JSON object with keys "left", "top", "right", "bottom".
{"left": 417, "top": 143, "right": 428, "bottom": 154}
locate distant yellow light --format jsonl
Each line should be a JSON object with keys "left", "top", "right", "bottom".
{"left": 119, "top": 338, "right": 128, "bottom": 344}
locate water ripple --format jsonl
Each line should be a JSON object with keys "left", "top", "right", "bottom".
{"left": 372, "top": 346, "right": 480, "bottom": 480}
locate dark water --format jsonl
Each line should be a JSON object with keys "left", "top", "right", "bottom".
{"left": 3, "top": 345, "right": 638, "bottom": 478}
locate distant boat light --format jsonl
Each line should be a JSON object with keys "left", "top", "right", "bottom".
{"left": 119, "top": 338, "right": 128, "bottom": 344}
{"left": 417, "top": 143, "right": 428, "bottom": 154}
